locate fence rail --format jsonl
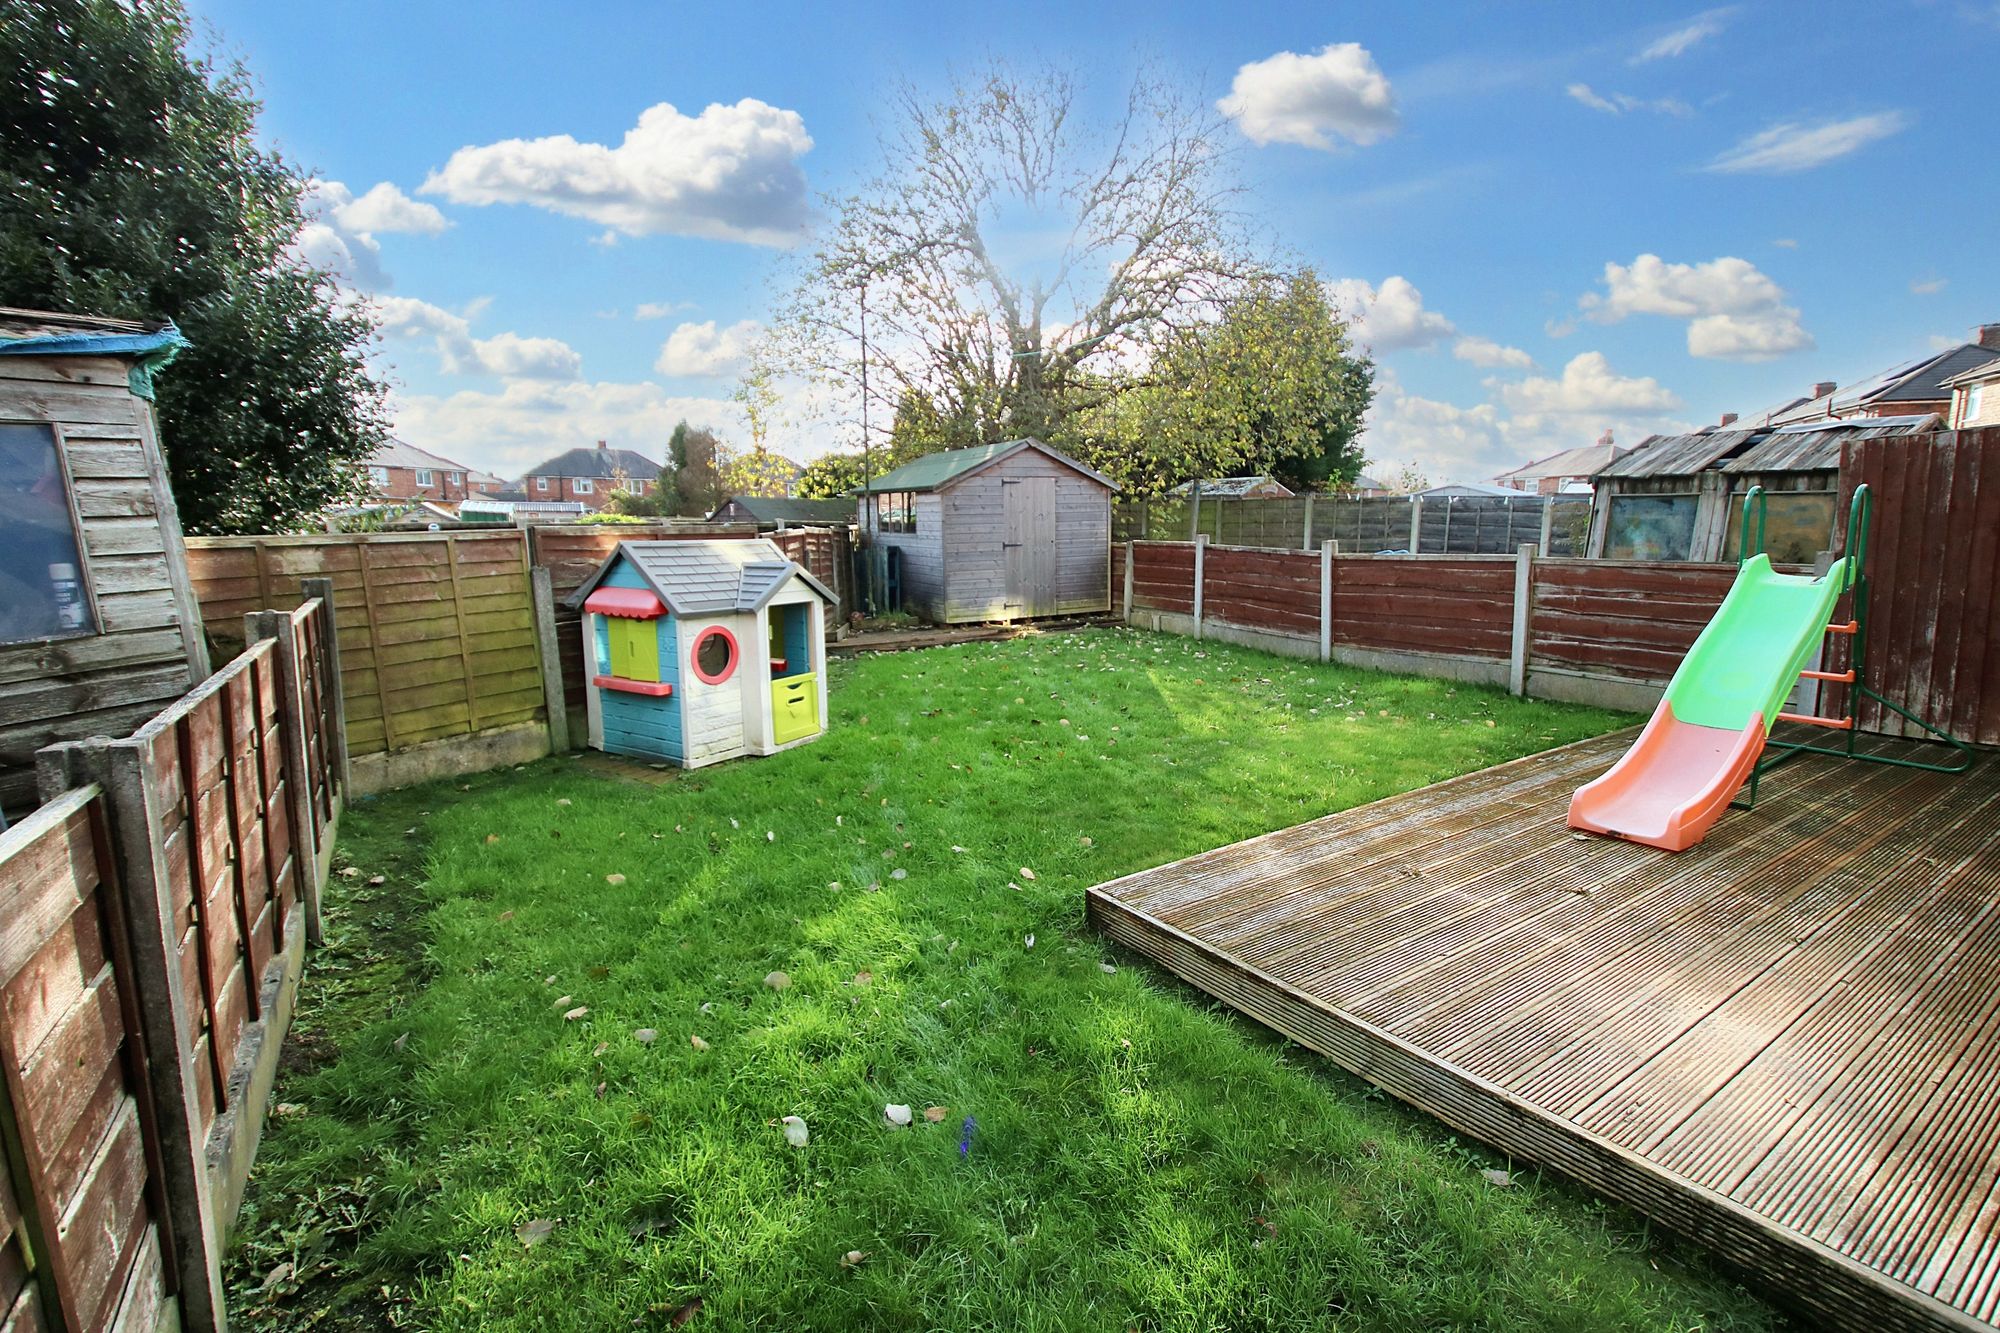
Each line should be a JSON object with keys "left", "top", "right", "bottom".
{"left": 6, "top": 596, "right": 346, "bottom": 1333}
{"left": 1114, "top": 493, "right": 1592, "bottom": 556}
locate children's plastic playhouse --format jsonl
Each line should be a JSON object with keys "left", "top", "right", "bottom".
{"left": 568, "top": 539, "right": 835, "bottom": 768}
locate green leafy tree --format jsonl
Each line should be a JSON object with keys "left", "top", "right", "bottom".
{"left": 796, "top": 451, "right": 869, "bottom": 500}
{"left": 672, "top": 423, "right": 725, "bottom": 516}
{"left": 720, "top": 445, "right": 799, "bottom": 498}
{"left": 1079, "top": 269, "right": 1373, "bottom": 496}
{"left": 0, "top": 0, "right": 389, "bottom": 533}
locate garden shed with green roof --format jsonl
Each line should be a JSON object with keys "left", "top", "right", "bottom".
{"left": 853, "top": 438, "right": 1117, "bottom": 623}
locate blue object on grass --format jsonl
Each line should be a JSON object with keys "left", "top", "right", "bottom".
{"left": 959, "top": 1115, "right": 976, "bottom": 1158}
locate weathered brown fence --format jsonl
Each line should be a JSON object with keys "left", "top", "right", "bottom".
{"left": 1115, "top": 493, "right": 1593, "bottom": 556}
{"left": 1838, "top": 426, "right": 2000, "bottom": 744}
{"left": 1121, "top": 539, "right": 1740, "bottom": 711}
{"left": 5, "top": 596, "right": 345, "bottom": 1333}
{"left": 186, "top": 532, "right": 546, "bottom": 790}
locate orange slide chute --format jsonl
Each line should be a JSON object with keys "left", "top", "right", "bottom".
{"left": 1566, "top": 699, "right": 1766, "bottom": 852}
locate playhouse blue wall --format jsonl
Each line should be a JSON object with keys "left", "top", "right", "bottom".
{"left": 593, "top": 556, "right": 685, "bottom": 762}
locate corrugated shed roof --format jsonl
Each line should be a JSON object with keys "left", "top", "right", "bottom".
{"left": 1719, "top": 416, "right": 1940, "bottom": 473}
{"left": 1494, "top": 440, "right": 1627, "bottom": 484}
{"left": 857, "top": 439, "right": 1118, "bottom": 493}
{"left": 524, "top": 445, "right": 663, "bottom": 479}
{"left": 1596, "top": 430, "right": 1759, "bottom": 479}
{"left": 568, "top": 538, "right": 834, "bottom": 614}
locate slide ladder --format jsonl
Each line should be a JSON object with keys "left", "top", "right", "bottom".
{"left": 1568, "top": 484, "right": 1969, "bottom": 852}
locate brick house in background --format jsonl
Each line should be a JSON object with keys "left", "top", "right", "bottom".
{"left": 1738, "top": 323, "right": 2000, "bottom": 428}
{"left": 362, "top": 438, "right": 480, "bottom": 504}
{"left": 1493, "top": 431, "right": 1628, "bottom": 495}
{"left": 519, "top": 441, "right": 664, "bottom": 511}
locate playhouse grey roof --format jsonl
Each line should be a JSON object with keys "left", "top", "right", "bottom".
{"left": 566, "top": 538, "right": 835, "bottom": 615}
{"left": 855, "top": 439, "right": 1118, "bottom": 493}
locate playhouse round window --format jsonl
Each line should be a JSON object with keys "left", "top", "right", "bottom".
{"left": 691, "top": 626, "right": 738, "bottom": 684}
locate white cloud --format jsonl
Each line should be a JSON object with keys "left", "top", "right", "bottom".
{"left": 1706, "top": 112, "right": 1911, "bottom": 173}
{"left": 655, "top": 319, "right": 762, "bottom": 377}
{"left": 1911, "top": 277, "right": 1948, "bottom": 295}
{"left": 1358, "top": 368, "right": 1509, "bottom": 485}
{"left": 1772, "top": 237, "right": 1800, "bottom": 249}
{"left": 1565, "top": 83, "right": 1692, "bottom": 116}
{"left": 1492, "top": 351, "right": 1681, "bottom": 419}
{"left": 293, "top": 181, "right": 450, "bottom": 292}
{"left": 330, "top": 181, "right": 450, "bottom": 235}
{"left": 367, "top": 295, "right": 581, "bottom": 380}
{"left": 1633, "top": 9, "right": 1732, "bottom": 62}
{"left": 1218, "top": 43, "right": 1398, "bottom": 150}
{"left": 1578, "top": 253, "right": 1813, "bottom": 361}
{"left": 1453, "top": 335, "right": 1534, "bottom": 369}
{"left": 422, "top": 99, "right": 813, "bottom": 246}
{"left": 1327, "top": 276, "right": 1455, "bottom": 350}
{"left": 634, "top": 301, "right": 695, "bottom": 320}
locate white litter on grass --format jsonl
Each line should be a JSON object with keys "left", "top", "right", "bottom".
{"left": 781, "top": 1116, "right": 810, "bottom": 1148}
{"left": 884, "top": 1104, "right": 913, "bottom": 1128}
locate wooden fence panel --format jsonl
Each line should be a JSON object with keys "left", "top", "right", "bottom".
{"left": 186, "top": 532, "right": 543, "bottom": 762}
{"left": 1201, "top": 546, "right": 1322, "bottom": 638}
{"left": 1839, "top": 427, "right": 2000, "bottom": 743}
{"left": 0, "top": 787, "right": 173, "bottom": 1333}
{"left": 1332, "top": 556, "right": 1514, "bottom": 659}
{"left": 1528, "top": 561, "right": 1737, "bottom": 682}
{"left": 1128, "top": 542, "right": 1197, "bottom": 615}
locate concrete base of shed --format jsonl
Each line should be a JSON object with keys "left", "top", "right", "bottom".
{"left": 350, "top": 720, "right": 552, "bottom": 795}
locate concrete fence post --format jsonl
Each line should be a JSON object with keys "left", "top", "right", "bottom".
{"left": 529, "top": 567, "right": 572, "bottom": 753}
{"left": 1192, "top": 535, "right": 1209, "bottom": 640}
{"left": 1189, "top": 488, "right": 1202, "bottom": 542}
{"left": 1510, "top": 541, "right": 1536, "bottom": 697}
{"left": 1408, "top": 496, "right": 1424, "bottom": 554}
{"left": 1539, "top": 500, "right": 1556, "bottom": 558}
{"left": 1301, "top": 494, "right": 1315, "bottom": 551}
{"left": 247, "top": 608, "right": 324, "bottom": 945}
{"left": 1319, "top": 539, "right": 1335, "bottom": 663}
{"left": 1121, "top": 541, "right": 1135, "bottom": 620}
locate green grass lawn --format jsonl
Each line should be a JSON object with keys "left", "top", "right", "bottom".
{"left": 228, "top": 627, "right": 1777, "bottom": 1332}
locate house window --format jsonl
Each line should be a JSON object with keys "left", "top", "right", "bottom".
{"left": 415, "top": 468, "right": 434, "bottom": 487}
{"left": 535, "top": 476, "right": 549, "bottom": 492}
{"left": 876, "top": 491, "right": 916, "bottom": 534}
{"left": 368, "top": 465, "right": 390, "bottom": 486}
{"left": 574, "top": 477, "right": 594, "bottom": 495}
{"left": 0, "top": 423, "right": 97, "bottom": 644}
{"left": 1969, "top": 384, "right": 1986, "bottom": 423}
{"left": 448, "top": 471, "right": 463, "bottom": 486}
{"left": 1605, "top": 494, "right": 1698, "bottom": 561}
{"left": 691, "top": 625, "right": 738, "bottom": 684}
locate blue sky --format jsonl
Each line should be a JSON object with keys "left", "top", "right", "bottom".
{"left": 186, "top": 0, "right": 1999, "bottom": 482}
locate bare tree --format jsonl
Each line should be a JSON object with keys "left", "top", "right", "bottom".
{"left": 762, "top": 61, "right": 1263, "bottom": 459}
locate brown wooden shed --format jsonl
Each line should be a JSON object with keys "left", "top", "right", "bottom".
{"left": 0, "top": 308, "right": 208, "bottom": 814}
{"left": 855, "top": 439, "right": 1118, "bottom": 623}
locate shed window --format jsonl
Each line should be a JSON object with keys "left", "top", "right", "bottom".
{"left": 0, "top": 423, "right": 96, "bottom": 644}
{"left": 1605, "top": 494, "right": 1697, "bottom": 561}
{"left": 1726, "top": 490, "right": 1837, "bottom": 565}
{"left": 876, "top": 491, "right": 915, "bottom": 533}
{"left": 691, "top": 626, "right": 738, "bottom": 684}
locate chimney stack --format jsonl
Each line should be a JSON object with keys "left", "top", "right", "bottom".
{"left": 1598, "top": 428, "right": 1614, "bottom": 448}
{"left": 1719, "top": 412, "right": 1738, "bottom": 427}
{"left": 596, "top": 439, "right": 608, "bottom": 450}
{"left": 1810, "top": 381, "right": 1837, "bottom": 399}
{"left": 1977, "top": 323, "right": 2000, "bottom": 351}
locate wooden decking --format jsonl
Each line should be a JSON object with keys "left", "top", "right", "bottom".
{"left": 1087, "top": 730, "right": 2000, "bottom": 1332}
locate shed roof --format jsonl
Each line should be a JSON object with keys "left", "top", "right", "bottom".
{"left": 1596, "top": 430, "right": 1760, "bottom": 479}
{"left": 566, "top": 538, "right": 834, "bottom": 616}
{"left": 1719, "top": 415, "right": 1941, "bottom": 474}
{"left": 856, "top": 439, "right": 1118, "bottom": 494}
{"left": 1168, "top": 475, "right": 1295, "bottom": 498}
{"left": 1494, "top": 439, "right": 1628, "bottom": 485}
{"left": 709, "top": 495, "right": 852, "bottom": 525}
{"left": 0, "top": 306, "right": 188, "bottom": 399}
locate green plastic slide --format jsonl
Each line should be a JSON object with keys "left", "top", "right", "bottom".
{"left": 1664, "top": 554, "right": 1852, "bottom": 734}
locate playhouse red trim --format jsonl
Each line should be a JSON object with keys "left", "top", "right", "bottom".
{"left": 690, "top": 625, "right": 739, "bottom": 684}
{"left": 593, "top": 674, "right": 674, "bottom": 697}
{"left": 584, "top": 587, "right": 666, "bottom": 618}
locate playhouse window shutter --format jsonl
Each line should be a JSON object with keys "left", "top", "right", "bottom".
{"left": 607, "top": 618, "right": 659, "bottom": 682}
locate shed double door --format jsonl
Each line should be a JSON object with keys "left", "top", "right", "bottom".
{"left": 1001, "top": 475, "right": 1057, "bottom": 617}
